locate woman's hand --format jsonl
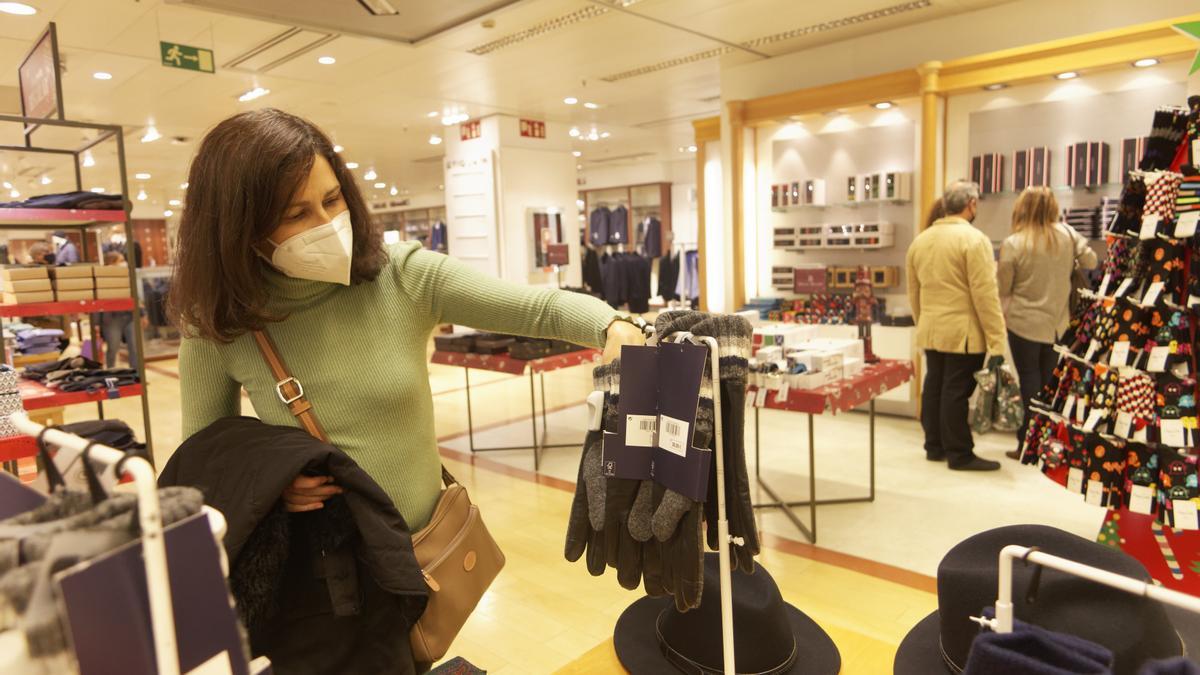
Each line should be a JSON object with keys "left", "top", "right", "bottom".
{"left": 283, "top": 475, "right": 343, "bottom": 512}
{"left": 602, "top": 319, "right": 646, "bottom": 364}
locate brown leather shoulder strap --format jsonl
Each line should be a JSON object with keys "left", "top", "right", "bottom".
{"left": 252, "top": 330, "right": 329, "bottom": 442}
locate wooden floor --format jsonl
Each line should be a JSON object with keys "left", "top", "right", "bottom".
{"left": 72, "top": 354, "right": 938, "bottom": 675}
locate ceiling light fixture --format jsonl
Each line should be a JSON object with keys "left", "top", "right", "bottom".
{"left": 572, "top": 150, "right": 581, "bottom": 157}
{"left": 141, "top": 125, "right": 162, "bottom": 143}
{"left": 563, "top": 97, "right": 578, "bottom": 105}
{"left": 873, "top": 101, "right": 894, "bottom": 110}
{"left": 345, "top": 161, "right": 360, "bottom": 169}
{"left": 136, "top": 189, "right": 147, "bottom": 201}
{"left": 427, "top": 111, "right": 439, "bottom": 118}
{"left": 983, "top": 83, "right": 1008, "bottom": 91}
{"left": 91, "top": 187, "right": 105, "bottom": 193}
{"left": 429, "top": 135, "right": 443, "bottom": 145}
{"left": 169, "top": 199, "right": 182, "bottom": 207}
{"left": 39, "top": 175, "right": 51, "bottom": 185}
{"left": 318, "top": 56, "right": 336, "bottom": 65}
{"left": 180, "top": 182, "right": 189, "bottom": 189}
{"left": 237, "top": 86, "right": 270, "bottom": 102}
{"left": 1055, "top": 71, "right": 1078, "bottom": 80}
{"left": 364, "top": 169, "right": 377, "bottom": 181}
{"left": 599, "top": 131, "right": 610, "bottom": 139}
{"left": 333, "top": 144, "right": 344, "bottom": 153}
{"left": 93, "top": 72, "right": 113, "bottom": 81}
{"left": 163, "top": 210, "right": 174, "bottom": 218}
{"left": 135, "top": 172, "right": 151, "bottom": 180}
{"left": 8, "top": 189, "right": 18, "bottom": 198}
{"left": 2, "top": 181, "right": 12, "bottom": 189}
{"left": 389, "top": 186, "right": 398, "bottom": 196}
{"left": 441, "top": 113, "right": 469, "bottom": 126}
{"left": 688, "top": 145, "right": 697, "bottom": 152}
{"left": 588, "top": 129, "right": 599, "bottom": 141}
{"left": 1133, "top": 58, "right": 1159, "bottom": 68}
{"left": 576, "top": 164, "right": 583, "bottom": 170}
{"left": 583, "top": 102, "right": 599, "bottom": 109}
{"left": 568, "top": 127, "right": 580, "bottom": 138}
{"left": 373, "top": 182, "right": 387, "bottom": 189}
{"left": 0, "top": 3, "right": 37, "bottom": 16}
{"left": 82, "top": 151, "right": 95, "bottom": 167}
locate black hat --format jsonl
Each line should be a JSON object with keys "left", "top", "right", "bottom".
{"left": 614, "top": 553, "right": 840, "bottom": 674}
{"left": 894, "top": 524, "right": 1198, "bottom": 675}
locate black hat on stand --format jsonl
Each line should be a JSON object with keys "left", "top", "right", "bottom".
{"left": 614, "top": 553, "right": 840, "bottom": 675}
{"left": 894, "top": 525, "right": 1200, "bottom": 675}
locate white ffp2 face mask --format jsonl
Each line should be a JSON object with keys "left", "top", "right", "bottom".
{"left": 267, "top": 210, "right": 354, "bottom": 285}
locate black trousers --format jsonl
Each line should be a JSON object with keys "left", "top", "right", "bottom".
{"left": 1008, "top": 330, "right": 1058, "bottom": 450}
{"left": 921, "top": 350, "right": 985, "bottom": 465}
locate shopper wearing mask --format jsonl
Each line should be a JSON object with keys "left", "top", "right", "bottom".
{"left": 906, "top": 180, "right": 1007, "bottom": 472}
{"left": 997, "top": 187, "right": 1098, "bottom": 460}
{"left": 171, "top": 108, "right": 645, "bottom": 671}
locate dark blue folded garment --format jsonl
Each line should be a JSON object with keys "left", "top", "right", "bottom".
{"left": 0, "top": 191, "right": 123, "bottom": 210}
{"left": 16, "top": 329, "right": 64, "bottom": 341}
{"left": 1141, "top": 658, "right": 1200, "bottom": 675}
{"left": 964, "top": 617, "right": 1112, "bottom": 675}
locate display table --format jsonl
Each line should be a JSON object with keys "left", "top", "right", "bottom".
{"left": 430, "top": 349, "right": 602, "bottom": 470}
{"left": 747, "top": 359, "right": 914, "bottom": 543}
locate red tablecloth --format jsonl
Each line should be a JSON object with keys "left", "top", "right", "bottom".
{"left": 430, "top": 348, "right": 602, "bottom": 375}
{"left": 749, "top": 359, "right": 914, "bottom": 415}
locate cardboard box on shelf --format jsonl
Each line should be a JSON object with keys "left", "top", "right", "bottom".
{"left": 0, "top": 278, "right": 51, "bottom": 293}
{"left": 92, "top": 266, "right": 128, "bottom": 278}
{"left": 799, "top": 338, "right": 864, "bottom": 364}
{"left": 54, "top": 278, "right": 94, "bottom": 291}
{"left": 789, "top": 371, "right": 827, "bottom": 390}
{"left": 2, "top": 291, "right": 54, "bottom": 304}
{"left": 51, "top": 265, "right": 95, "bottom": 279}
{"left": 56, "top": 289, "right": 95, "bottom": 301}
{"left": 95, "top": 287, "right": 130, "bottom": 300}
{"left": 94, "top": 277, "right": 128, "bottom": 289}
{"left": 1, "top": 267, "right": 49, "bottom": 282}
{"left": 754, "top": 324, "right": 817, "bottom": 348}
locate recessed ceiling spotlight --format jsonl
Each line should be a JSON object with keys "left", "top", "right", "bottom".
{"left": 237, "top": 86, "right": 270, "bottom": 102}
{"left": 135, "top": 172, "right": 151, "bottom": 180}
{"left": 572, "top": 150, "right": 581, "bottom": 157}
{"left": 583, "top": 102, "right": 599, "bottom": 109}
{"left": 373, "top": 182, "right": 387, "bottom": 189}
{"left": 8, "top": 188, "right": 19, "bottom": 198}
{"left": 1055, "top": 71, "right": 1078, "bottom": 80}
{"left": 568, "top": 127, "right": 580, "bottom": 138}
{"left": 0, "top": 3, "right": 37, "bottom": 16}
{"left": 168, "top": 199, "right": 182, "bottom": 207}
{"left": 93, "top": 72, "right": 113, "bottom": 80}
{"left": 600, "top": 131, "right": 610, "bottom": 139}
{"left": 1, "top": 182, "right": 10, "bottom": 189}
{"left": 180, "top": 182, "right": 189, "bottom": 189}
{"left": 345, "top": 161, "right": 360, "bottom": 169}
{"left": 687, "top": 145, "right": 697, "bottom": 153}
{"left": 364, "top": 169, "right": 377, "bottom": 181}
{"left": 983, "top": 83, "right": 1008, "bottom": 91}
{"left": 563, "top": 97, "right": 578, "bottom": 105}
{"left": 136, "top": 189, "right": 147, "bottom": 201}
{"left": 91, "top": 187, "right": 106, "bottom": 193}
{"left": 427, "top": 111, "right": 439, "bottom": 118}
{"left": 576, "top": 164, "right": 583, "bottom": 170}
{"left": 429, "top": 135, "right": 443, "bottom": 145}
{"left": 873, "top": 101, "right": 894, "bottom": 110}
{"left": 39, "top": 175, "right": 51, "bottom": 185}
{"left": 333, "top": 144, "right": 344, "bottom": 153}
{"left": 1133, "top": 58, "right": 1159, "bottom": 68}
{"left": 82, "top": 151, "right": 95, "bottom": 167}
{"left": 141, "top": 125, "right": 162, "bottom": 143}
{"left": 389, "top": 186, "right": 398, "bottom": 196}
{"left": 318, "top": 56, "right": 336, "bottom": 65}
{"left": 163, "top": 209, "right": 174, "bottom": 218}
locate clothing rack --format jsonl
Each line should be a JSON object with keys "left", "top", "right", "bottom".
{"left": 8, "top": 411, "right": 181, "bottom": 675}
{"left": 974, "top": 545, "right": 1200, "bottom": 635}
{"left": 652, "top": 328, "right": 738, "bottom": 674}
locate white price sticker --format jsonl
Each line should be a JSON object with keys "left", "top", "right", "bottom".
{"left": 755, "top": 387, "right": 769, "bottom": 407}
{"left": 625, "top": 414, "right": 657, "bottom": 448}
{"left": 1098, "top": 273, "right": 1113, "bottom": 298}
{"left": 1068, "top": 467, "right": 1085, "bottom": 495}
{"left": 1143, "top": 281, "right": 1166, "bottom": 306}
{"left": 1086, "top": 479, "right": 1105, "bottom": 506}
{"left": 1130, "top": 484, "right": 1156, "bottom": 515}
{"left": 1177, "top": 212, "right": 1200, "bottom": 238}
{"left": 1063, "top": 394, "right": 1077, "bottom": 419}
{"left": 776, "top": 381, "right": 790, "bottom": 402}
{"left": 1161, "top": 418, "right": 1186, "bottom": 447}
{"left": 1109, "top": 341, "right": 1131, "bottom": 367}
{"left": 1084, "top": 341, "right": 1099, "bottom": 362}
{"left": 1083, "top": 409, "right": 1105, "bottom": 432}
{"left": 657, "top": 414, "right": 690, "bottom": 458}
{"left": 1175, "top": 499, "right": 1199, "bottom": 531}
{"left": 1147, "top": 345, "right": 1171, "bottom": 373}
{"left": 1113, "top": 411, "right": 1134, "bottom": 439}
{"left": 1140, "top": 214, "right": 1162, "bottom": 240}
{"left": 1114, "top": 278, "right": 1134, "bottom": 298}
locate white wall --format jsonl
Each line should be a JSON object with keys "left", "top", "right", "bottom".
{"left": 704, "top": 139, "right": 727, "bottom": 312}
{"left": 497, "top": 147, "right": 581, "bottom": 287}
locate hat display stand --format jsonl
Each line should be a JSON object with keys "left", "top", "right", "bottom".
{"left": 977, "top": 545, "right": 1200, "bottom": 635}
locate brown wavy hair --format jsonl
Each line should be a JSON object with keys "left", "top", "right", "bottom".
{"left": 1011, "top": 186, "right": 1062, "bottom": 253}
{"left": 170, "top": 109, "right": 385, "bottom": 341}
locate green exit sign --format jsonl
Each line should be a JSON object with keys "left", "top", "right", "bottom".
{"left": 160, "top": 41, "right": 214, "bottom": 74}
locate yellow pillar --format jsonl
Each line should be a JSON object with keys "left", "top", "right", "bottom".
{"left": 695, "top": 141, "right": 708, "bottom": 312}
{"left": 729, "top": 100, "right": 746, "bottom": 311}
{"left": 917, "top": 61, "right": 942, "bottom": 230}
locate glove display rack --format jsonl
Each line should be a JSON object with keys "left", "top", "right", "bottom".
{"left": 0, "top": 412, "right": 260, "bottom": 675}
{"left": 1018, "top": 98, "right": 1200, "bottom": 593}
{"left": 0, "top": 111, "right": 154, "bottom": 466}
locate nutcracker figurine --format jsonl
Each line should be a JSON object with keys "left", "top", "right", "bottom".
{"left": 853, "top": 265, "right": 879, "bottom": 363}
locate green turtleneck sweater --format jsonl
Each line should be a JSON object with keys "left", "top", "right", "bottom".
{"left": 180, "top": 242, "right": 618, "bottom": 529}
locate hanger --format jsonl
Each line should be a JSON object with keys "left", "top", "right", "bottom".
{"left": 36, "top": 426, "right": 66, "bottom": 494}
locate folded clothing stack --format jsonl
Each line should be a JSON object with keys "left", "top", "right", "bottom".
{"left": 0, "top": 191, "right": 125, "bottom": 210}
{"left": 1063, "top": 206, "right": 1101, "bottom": 240}
{"left": 1176, "top": 175, "right": 1200, "bottom": 214}
{"left": 14, "top": 329, "right": 63, "bottom": 356}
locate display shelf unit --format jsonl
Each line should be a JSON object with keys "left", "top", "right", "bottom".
{"left": 772, "top": 199, "right": 911, "bottom": 213}
{"left": 581, "top": 182, "right": 673, "bottom": 252}
{"left": 977, "top": 182, "right": 1123, "bottom": 199}
{"left": 0, "top": 112, "right": 154, "bottom": 459}
{"left": 371, "top": 205, "right": 447, "bottom": 249}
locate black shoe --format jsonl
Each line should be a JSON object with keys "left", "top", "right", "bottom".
{"left": 1005, "top": 449, "right": 1022, "bottom": 460}
{"left": 949, "top": 457, "right": 1002, "bottom": 471}
{"left": 926, "top": 451, "right": 945, "bottom": 462}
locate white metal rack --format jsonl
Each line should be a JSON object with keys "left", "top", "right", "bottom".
{"left": 973, "top": 544, "right": 1200, "bottom": 635}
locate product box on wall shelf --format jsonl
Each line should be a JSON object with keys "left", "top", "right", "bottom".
{"left": 846, "top": 176, "right": 859, "bottom": 202}
{"left": 773, "top": 226, "right": 798, "bottom": 249}
{"left": 1013, "top": 147, "right": 1051, "bottom": 190}
{"left": 771, "top": 266, "right": 794, "bottom": 290}
{"left": 871, "top": 266, "right": 900, "bottom": 288}
{"left": 790, "top": 182, "right": 801, "bottom": 205}
{"left": 1121, "top": 137, "right": 1148, "bottom": 178}
{"left": 970, "top": 154, "right": 1004, "bottom": 194}
{"left": 882, "top": 172, "right": 912, "bottom": 201}
{"left": 93, "top": 266, "right": 127, "bottom": 278}
{"left": 828, "top": 267, "right": 857, "bottom": 289}
{"left": 771, "top": 184, "right": 782, "bottom": 208}
{"left": 804, "top": 179, "right": 827, "bottom": 206}
{"left": 859, "top": 174, "right": 881, "bottom": 201}
{"left": 793, "top": 265, "right": 827, "bottom": 294}
{"left": 56, "top": 289, "right": 95, "bottom": 302}
{"left": 0, "top": 278, "right": 50, "bottom": 293}
{"left": 1066, "top": 141, "right": 1110, "bottom": 187}
{"left": 51, "top": 265, "right": 94, "bottom": 280}
{"left": 94, "top": 277, "right": 128, "bottom": 290}
{"left": 95, "top": 287, "right": 129, "bottom": 300}
{"left": 53, "top": 277, "right": 93, "bottom": 291}
{"left": 0, "top": 267, "right": 48, "bottom": 282}
{"left": 2, "top": 291, "right": 53, "bottom": 304}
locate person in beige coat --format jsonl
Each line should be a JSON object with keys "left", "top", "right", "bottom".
{"left": 906, "top": 181, "right": 1007, "bottom": 471}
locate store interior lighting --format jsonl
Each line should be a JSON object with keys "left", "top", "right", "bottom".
{"left": 3, "top": 181, "right": 13, "bottom": 189}
{"left": 333, "top": 144, "right": 344, "bottom": 153}
{"left": 873, "top": 101, "right": 894, "bottom": 110}
{"left": 1055, "top": 71, "right": 1078, "bottom": 80}
{"left": 238, "top": 87, "right": 270, "bottom": 102}
{"left": 345, "top": 161, "right": 360, "bottom": 169}
{"left": 364, "top": 168, "right": 377, "bottom": 180}
{"left": 1133, "top": 57, "right": 1160, "bottom": 68}
{"left": 389, "top": 186, "right": 398, "bottom": 196}
{"left": 572, "top": 150, "right": 581, "bottom": 157}
{"left": 429, "top": 135, "right": 443, "bottom": 145}
{"left": 441, "top": 113, "right": 469, "bottom": 126}
{"left": 984, "top": 83, "right": 1008, "bottom": 91}
{"left": 82, "top": 151, "right": 95, "bottom": 167}
{"left": 90, "top": 187, "right": 105, "bottom": 193}
{"left": 135, "top": 172, "right": 151, "bottom": 180}
{"left": 141, "top": 125, "right": 162, "bottom": 143}
{"left": 569, "top": 127, "right": 580, "bottom": 138}
{"left": 0, "top": 3, "right": 37, "bottom": 15}
{"left": 373, "top": 182, "right": 386, "bottom": 189}
{"left": 169, "top": 199, "right": 182, "bottom": 207}
{"left": 318, "top": 56, "right": 336, "bottom": 65}
{"left": 687, "top": 145, "right": 697, "bottom": 152}
{"left": 563, "top": 97, "right": 578, "bottom": 105}
{"left": 583, "top": 102, "right": 599, "bottom": 109}
{"left": 136, "top": 189, "right": 147, "bottom": 201}
{"left": 93, "top": 72, "right": 112, "bottom": 80}
{"left": 180, "top": 182, "right": 189, "bottom": 189}
{"left": 427, "top": 111, "right": 439, "bottom": 118}
{"left": 163, "top": 210, "right": 174, "bottom": 218}
{"left": 8, "top": 188, "right": 18, "bottom": 198}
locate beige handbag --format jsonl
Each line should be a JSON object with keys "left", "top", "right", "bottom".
{"left": 253, "top": 330, "right": 505, "bottom": 663}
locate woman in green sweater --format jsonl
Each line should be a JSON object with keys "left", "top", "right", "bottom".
{"left": 172, "top": 108, "right": 642, "bottom": 531}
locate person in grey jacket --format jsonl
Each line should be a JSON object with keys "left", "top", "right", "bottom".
{"left": 997, "top": 186, "right": 1098, "bottom": 459}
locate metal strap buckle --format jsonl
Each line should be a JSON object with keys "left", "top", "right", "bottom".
{"left": 276, "top": 377, "right": 304, "bottom": 405}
